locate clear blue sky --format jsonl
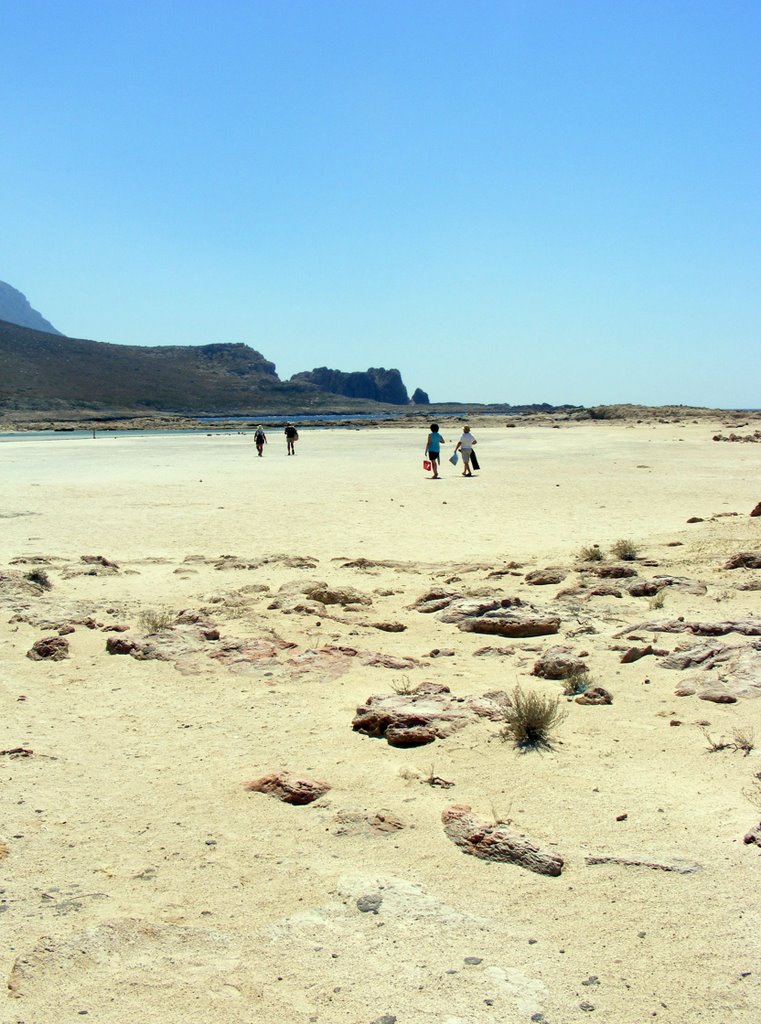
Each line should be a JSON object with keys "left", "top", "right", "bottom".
{"left": 3, "top": 0, "right": 759, "bottom": 407}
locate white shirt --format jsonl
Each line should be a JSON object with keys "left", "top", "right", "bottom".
{"left": 459, "top": 431, "right": 475, "bottom": 448}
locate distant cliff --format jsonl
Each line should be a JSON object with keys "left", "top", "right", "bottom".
{"left": 0, "top": 281, "right": 62, "bottom": 334}
{"left": 0, "top": 320, "right": 422, "bottom": 414}
{"left": 290, "top": 366, "right": 410, "bottom": 405}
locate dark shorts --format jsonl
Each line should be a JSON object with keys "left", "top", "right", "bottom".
{"left": 429, "top": 450, "right": 440, "bottom": 462}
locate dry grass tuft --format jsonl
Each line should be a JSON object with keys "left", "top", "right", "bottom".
{"left": 137, "top": 607, "right": 175, "bottom": 633}
{"left": 611, "top": 538, "right": 639, "bottom": 561}
{"left": 578, "top": 544, "right": 604, "bottom": 562}
{"left": 499, "top": 685, "right": 567, "bottom": 749}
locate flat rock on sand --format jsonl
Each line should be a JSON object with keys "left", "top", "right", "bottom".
{"left": 9, "top": 878, "right": 549, "bottom": 1022}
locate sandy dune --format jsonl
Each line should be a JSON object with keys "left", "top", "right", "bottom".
{"left": 1, "top": 420, "right": 760, "bottom": 1023}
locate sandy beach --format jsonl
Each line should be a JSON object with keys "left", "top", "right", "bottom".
{"left": 2, "top": 418, "right": 760, "bottom": 1023}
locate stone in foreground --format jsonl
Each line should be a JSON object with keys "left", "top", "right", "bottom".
{"left": 441, "top": 804, "right": 564, "bottom": 876}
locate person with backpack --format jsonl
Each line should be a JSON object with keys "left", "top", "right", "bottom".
{"left": 254, "top": 425, "right": 267, "bottom": 457}
{"left": 284, "top": 423, "right": 299, "bottom": 455}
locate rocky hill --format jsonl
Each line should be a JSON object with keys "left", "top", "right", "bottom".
{"left": 290, "top": 366, "right": 411, "bottom": 405}
{"left": 0, "top": 319, "right": 416, "bottom": 415}
{"left": 0, "top": 281, "right": 62, "bottom": 335}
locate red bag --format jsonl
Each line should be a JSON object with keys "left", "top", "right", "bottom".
{"left": 423, "top": 459, "right": 432, "bottom": 471}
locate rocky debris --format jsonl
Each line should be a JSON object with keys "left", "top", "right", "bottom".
{"left": 617, "top": 618, "right": 761, "bottom": 638}
{"left": 457, "top": 609, "right": 561, "bottom": 638}
{"left": 427, "top": 647, "right": 456, "bottom": 657}
{"left": 575, "top": 687, "right": 613, "bottom": 705}
{"left": 441, "top": 805, "right": 564, "bottom": 876}
{"left": 751, "top": 502, "right": 761, "bottom": 518}
{"left": 525, "top": 568, "right": 568, "bottom": 586}
{"left": 1, "top": 746, "right": 34, "bottom": 756}
{"left": 0, "top": 568, "right": 54, "bottom": 601}
{"left": 438, "top": 596, "right": 524, "bottom": 622}
{"left": 369, "top": 621, "right": 406, "bottom": 632}
{"left": 26, "top": 635, "right": 69, "bottom": 661}
{"left": 331, "top": 810, "right": 406, "bottom": 836}
{"left": 659, "top": 643, "right": 731, "bottom": 670}
{"left": 106, "top": 635, "right": 141, "bottom": 656}
{"left": 625, "top": 574, "right": 708, "bottom": 598}
{"left": 243, "top": 771, "right": 330, "bottom": 804}
{"left": 411, "top": 588, "right": 466, "bottom": 613}
{"left": 698, "top": 689, "right": 738, "bottom": 704}
{"left": 588, "top": 564, "right": 638, "bottom": 579}
{"left": 352, "top": 683, "right": 509, "bottom": 746}
{"left": 62, "top": 554, "right": 121, "bottom": 577}
{"left": 214, "top": 553, "right": 319, "bottom": 571}
{"left": 473, "top": 645, "right": 516, "bottom": 657}
{"left": 712, "top": 430, "right": 761, "bottom": 442}
{"left": 302, "top": 581, "right": 372, "bottom": 606}
{"left": 532, "top": 645, "right": 587, "bottom": 679}
{"left": 585, "top": 854, "right": 702, "bottom": 874}
{"left": 486, "top": 561, "right": 525, "bottom": 577}
{"left": 674, "top": 685, "right": 697, "bottom": 696}
{"left": 588, "top": 584, "right": 623, "bottom": 598}
{"left": 662, "top": 644, "right": 761, "bottom": 700}
{"left": 620, "top": 644, "right": 655, "bottom": 663}
{"left": 724, "top": 551, "right": 761, "bottom": 569}
{"left": 743, "top": 822, "right": 761, "bottom": 845}
{"left": 386, "top": 724, "right": 436, "bottom": 747}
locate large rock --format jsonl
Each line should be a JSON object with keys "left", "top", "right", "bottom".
{"left": 441, "top": 805, "right": 564, "bottom": 876}
{"left": 532, "top": 645, "right": 587, "bottom": 679}
{"left": 724, "top": 551, "right": 761, "bottom": 569}
{"left": 290, "top": 366, "right": 410, "bottom": 404}
{"left": 352, "top": 683, "right": 508, "bottom": 746}
{"left": 457, "top": 610, "right": 560, "bottom": 638}
{"left": 243, "top": 771, "right": 330, "bottom": 804}
{"left": 27, "top": 636, "right": 69, "bottom": 661}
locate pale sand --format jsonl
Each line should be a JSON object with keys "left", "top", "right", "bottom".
{"left": 1, "top": 421, "right": 760, "bottom": 1023}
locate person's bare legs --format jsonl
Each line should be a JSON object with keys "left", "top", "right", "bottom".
{"left": 461, "top": 451, "right": 472, "bottom": 476}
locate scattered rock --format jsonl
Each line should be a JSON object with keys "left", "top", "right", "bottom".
{"left": 686, "top": 516, "right": 704, "bottom": 524}
{"left": 620, "top": 645, "right": 654, "bottom": 663}
{"left": 743, "top": 822, "right": 761, "bottom": 845}
{"left": 472, "top": 645, "right": 516, "bottom": 657}
{"left": 27, "top": 636, "right": 69, "bottom": 661}
{"left": 525, "top": 568, "right": 567, "bottom": 586}
{"left": 698, "top": 690, "right": 738, "bottom": 704}
{"left": 725, "top": 552, "right": 761, "bottom": 570}
{"left": 533, "top": 646, "right": 587, "bottom": 679}
{"left": 370, "top": 621, "right": 406, "bottom": 632}
{"left": 674, "top": 686, "right": 696, "bottom": 697}
{"left": 302, "top": 581, "right": 373, "bottom": 606}
{"left": 751, "top": 502, "right": 761, "bottom": 518}
{"left": 589, "top": 564, "right": 638, "bottom": 579}
{"left": 352, "top": 684, "right": 508, "bottom": 746}
{"left": 575, "top": 687, "right": 613, "bottom": 705}
{"left": 585, "top": 854, "right": 702, "bottom": 873}
{"left": 243, "top": 771, "right": 330, "bottom": 805}
{"left": 427, "top": 648, "right": 455, "bottom": 658}
{"left": 441, "top": 804, "right": 564, "bottom": 876}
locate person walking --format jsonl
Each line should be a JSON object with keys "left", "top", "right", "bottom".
{"left": 254, "top": 425, "right": 267, "bottom": 456}
{"left": 454, "top": 424, "right": 477, "bottom": 477}
{"left": 424, "top": 422, "right": 446, "bottom": 479}
{"left": 284, "top": 423, "right": 299, "bottom": 455}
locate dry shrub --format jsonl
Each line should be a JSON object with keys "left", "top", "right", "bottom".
{"left": 578, "top": 544, "right": 604, "bottom": 562}
{"left": 499, "top": 685, "right": 567, "bottom": 749}
{"left": 137, "top": 607, "right": 175, "bottom": 633}
{"left": 649, "top": 589, "right": 667, "bottom": 610}
{"left": 562, "top": 667, "right": 590, "bottom": 696}
{"left": 611, "top": 538, "right": 639, "bottom": 561}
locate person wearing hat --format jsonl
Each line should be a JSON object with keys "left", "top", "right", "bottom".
{"left": 454, "top": 424, "right": 477, "bottom": 476}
